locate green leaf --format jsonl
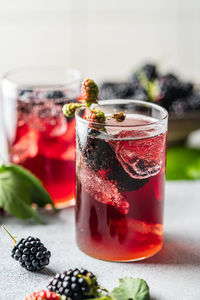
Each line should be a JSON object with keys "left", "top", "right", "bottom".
{"left": 8, "top": 164, "right": 54, "bottom": 207}
{"left": 0, "top": 166, "right": 42, "bottom": 223}
{"left": 111, "top": 277, "right": 150, "bottom": 300}
{"left": 166, "top": 147, "right": 200, "bottom": 180}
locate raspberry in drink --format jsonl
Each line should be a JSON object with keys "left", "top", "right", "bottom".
{"left": 75, "top": 100, "right": 168, "bottom": 261}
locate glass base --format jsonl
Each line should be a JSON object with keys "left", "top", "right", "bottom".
{"left": 77, "top": 242, "right": 163, "bottom": 262}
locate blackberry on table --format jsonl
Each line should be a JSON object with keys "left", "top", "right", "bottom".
{"left": 2, "top": 227, "right": 51, "bottom": 272}
{"left": 48, "top": 268, "right": 98, "bottom": 299}
{"left": 11, "top": 236, "right": 51, "bottom": 271}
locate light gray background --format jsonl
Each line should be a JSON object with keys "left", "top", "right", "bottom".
{"left": 0, "top": 0, "right": 199, "bottom": 81}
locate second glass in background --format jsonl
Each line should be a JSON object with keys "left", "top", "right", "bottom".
{"left": 2, "top": 67, "right": 82, "bottom": 207}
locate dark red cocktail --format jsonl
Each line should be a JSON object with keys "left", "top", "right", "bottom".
{"left": 75, "top": 100, "right": 168, "bottom": 261}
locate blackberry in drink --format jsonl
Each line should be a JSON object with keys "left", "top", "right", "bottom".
{"left": 75, "top": 100, "right": 168, "bottom": 261}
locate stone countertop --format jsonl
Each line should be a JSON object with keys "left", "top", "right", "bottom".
{"left": 0, "top": 181, "right": 200, "bottom": 300}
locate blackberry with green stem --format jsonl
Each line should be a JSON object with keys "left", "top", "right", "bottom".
{"left": 2, "top": 226, "right": 51, "bottom": 272}
{"left": 62, "top": 78, "right": 126, "bottom": 126}
{"left": 48, "top": 268, "right": 100, "bottom": 299}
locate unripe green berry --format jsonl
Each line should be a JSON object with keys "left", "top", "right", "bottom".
{"left": 62, "top": 103, "right": 82, "bottom": 118}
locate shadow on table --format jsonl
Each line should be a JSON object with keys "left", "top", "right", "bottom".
{"left": 0, "top": 206, "right": 75, "bottom": 227}
{"left": 39, "top": 267, "right": 57, "bottom": 277}
{"left": 140, "top": 233, "right": 200, "bottom": 266}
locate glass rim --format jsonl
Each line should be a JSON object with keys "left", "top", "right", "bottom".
{"left": 2, "top": 66, "right": 83, "bottom": 90}
{"left": 76, "top": 99, "right": 168, "bottom": 128}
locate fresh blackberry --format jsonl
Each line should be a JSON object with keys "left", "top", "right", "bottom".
{"left": 159, "top": 73, "right": 193, "bottom": 108}
{"left": 163, "top": 73, "right": 177, "bottom": 81}
{"left": 140, "top": 63, "right": 158, "bottom": 80}
{"left": 47, "top": 268, "right": 98, "bottom": 299}
{"left": 2, "top": 227, "right": 51, "bottom": 272}
{"left": 99, "top": 82, "right": 134, "bottom": 100}
{"left": 78, "top": 133, "right": 148, "bottom": 191}
{"left": 78, "top": 134, "right": 113, "bottom": 172}
{"left": 46, "top": 90, "right": 66, "bottom": 99}
{"left": 12, "top": 236, "right": 51, "bottom": 271}
{"left": 99, "top": 82, "right": 118, "bottom": 99}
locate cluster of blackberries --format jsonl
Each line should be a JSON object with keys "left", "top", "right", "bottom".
{"left": 48, "top": 268, "right": 98, "bottom": 300}
{"left": 99, "top": 63, "right": 200, "bottom": 115}
{"left": 12, "top": 236, "right": 51, "bottom": 271}
{"left": 4, "top": 227, "right": 99, "bottom": 299}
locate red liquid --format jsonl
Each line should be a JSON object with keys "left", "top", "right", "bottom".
{"left": 9, "top": 105, "right": 75, "bottom": 206}
{"left": 76, "top": 123, "right": 167, "bottom": 261}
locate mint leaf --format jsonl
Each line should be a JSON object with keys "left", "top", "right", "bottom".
{"left": 111, "top": 277, "right": 150, "bottom": 300}
{"left": 0, "top": 166, "right": 42, "bottom": 223}
{"left": 166, "top": 147, "right": 200, "bottom": 180}
{"left": 8, "top": 164, "right": 54, "bottom": 207}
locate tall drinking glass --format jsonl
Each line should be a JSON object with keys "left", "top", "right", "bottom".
{"left": 2, "top": 67, "right": 82, "bottom": 207}
{"left": 75, "top": 100, "right": 168, "bottom": 261}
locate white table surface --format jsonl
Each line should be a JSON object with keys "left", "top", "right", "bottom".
{"left": 0, "top": 181, "right": 200, "bottom": 300}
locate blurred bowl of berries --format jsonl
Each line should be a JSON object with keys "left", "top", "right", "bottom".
{"left": 99, "top": 63, "right": 200, "bottom": 145}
